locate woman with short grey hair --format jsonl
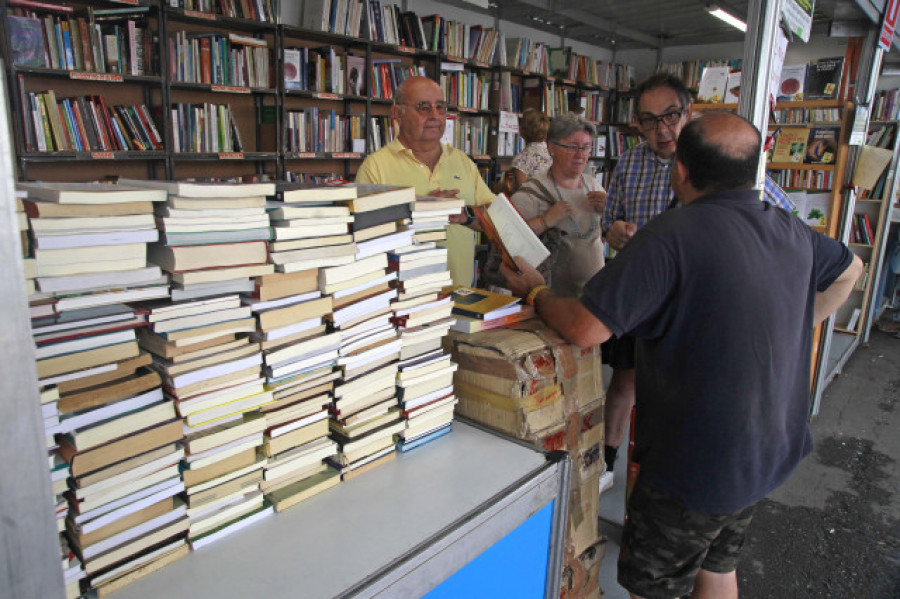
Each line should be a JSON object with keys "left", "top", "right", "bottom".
{"left": 508, "top": 112, "right": 607, "bottom": 297}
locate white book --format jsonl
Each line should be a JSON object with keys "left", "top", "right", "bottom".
{"left": 59, "top": 388, "right": 164, "bottom": 434}
{"left": 148, "top": 295, "right": 241, "bottom": 321}
{"left": 186, "top": 458, "right": 266, "bottom": 496}
{"left": 331, "top": 289, "right": 397, "bottom": 326}
{"left": 117, "top": 178, "right": 276, "bottom": 198}
{"left": 265, "top": 332, "right": 342, "bottom": 367}
{"left": 189, "top": 491, "right": 264, "bottom": 537}
{"left": 74, "top": 478, "right": 184, "bottom": 527}
{"left": 33, "top": 229, "right": 158, "bottom": 250}
{"left": 334, "top": 364, "right": 398, "bottom": 399}
{"left": 55, "top": 286, "right": 170, "bottom": 312}
{"left": 168, "top": 354, "right": 263, "bottom": 390}
{"left": 175, "top": 379, "right": 266, "bottom": 417}
{"left": 90, "top": 539, "right": 185, "bottom": 586}
{"left": 340, "top": 328, "right": 397, "bottom": 355}
{"left": 37, "top": 266, "right": 162, "bottom": 294}
{"left": 185, "top": 391, "right": 274, "bottom": 427}
{"left": 152, "top": 306, "right": 252, "bottom": 333}
{"left": 267, "top": 409, "right": 329, "bottom": 439}
{"left": 38, "top": 363, "right": 117, "bottom": 388}
{"left": 267, "top": 352, "right": 339, "bottom": 380}
{"left": 30, "top": 214, "right": 155, "bottom": 234}
{"left": 184, "top": 437, "right": 264, "bottom": 471}
{"left": 252, "top": 317, "right": 323, "bottom": 342}
{"left": 401, "top": 385, "right": 454, "bottom": 410}
{"left": 332, "top": 272, "right": 397, "bottom": 299}
{"left": 35, "top": 329, "right": 136, "bottom": 360}
{"left": 242, "top": 291, "right": 322, "bottom": 313}
{"left": 355, "top": 230, "right": 414, "bottom": 260}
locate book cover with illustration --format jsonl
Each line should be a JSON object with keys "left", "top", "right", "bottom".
{"left": 805, "top": 127, "right": 840, "bottom": 164}
{"left": 770, "top": 127, "right": 810, "bottom": 164}
{"left": 8, "top": 16, "right": 47, "bottom": 68}
{"left": 697, "top": 66, "right": 729, "bottom": 103}
{"left": 777, "top": 64, "right": 806, "bottom": 102}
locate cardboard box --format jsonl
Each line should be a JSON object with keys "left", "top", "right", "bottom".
{"left": 455, "top": 382, "right": 565, "bottom": 439}
{"left": 573, "top": 401, "right": 604, "bottom": 485}
{"left": 561, "top": 539, "right": 606, "bottom": 599}
{"left": 568, "top": 471, "right": 601, "bottom": 557}
{"left": 571, "top": 345, "right": 604, "bottom": 411}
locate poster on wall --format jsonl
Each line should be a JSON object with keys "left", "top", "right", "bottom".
{"left": 782, "top": 0, "right": 815, "bottom": 43}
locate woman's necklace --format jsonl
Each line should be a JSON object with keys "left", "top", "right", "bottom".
{"left": 548, "top": 171, "right": 599, "bottom": 240}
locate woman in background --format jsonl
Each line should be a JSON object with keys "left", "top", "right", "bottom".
{"left": 508, "top": 108, "right": 552, "bottom": 193}
{"left": 510, "top": 112, "right": 607, "bottom": 297}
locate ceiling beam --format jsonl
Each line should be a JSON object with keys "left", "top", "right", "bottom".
{"left": 511, "top": 0, "right": 662, "bottom": 48}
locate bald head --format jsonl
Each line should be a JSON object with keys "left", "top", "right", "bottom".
{"left": 675, "top": 111, "right": 761, "bottom": 194}
{"left": 394, "top": 76, "right": 441, "bottom": 106}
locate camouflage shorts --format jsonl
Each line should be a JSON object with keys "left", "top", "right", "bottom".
{"left": 617, "top": 478, "right": 756, "bottom": 599}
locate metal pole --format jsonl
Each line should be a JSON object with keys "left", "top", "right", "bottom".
{"left": 739, "top": 0, "right": 784, "bottom": 188}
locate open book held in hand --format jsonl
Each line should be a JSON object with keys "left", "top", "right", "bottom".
{"left": 475, "top": 193, "right": 550, "bottom": 273}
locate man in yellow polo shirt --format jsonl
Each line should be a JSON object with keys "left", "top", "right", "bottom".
{"left": 355, "top": 76, "right": 494, "bottom": 286}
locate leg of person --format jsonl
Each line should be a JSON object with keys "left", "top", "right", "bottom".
{"left": 605, "top": 367, "right": 636, "bottom": 461}
{"left": 690, "top": 570, "right": 737, "bottom": 599}
{"left": 617, "top": 478, "right": 756, "bottom": 599}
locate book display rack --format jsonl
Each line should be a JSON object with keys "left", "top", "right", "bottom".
{"left": 0, "top": 0, "right": 632, "bottom": 188}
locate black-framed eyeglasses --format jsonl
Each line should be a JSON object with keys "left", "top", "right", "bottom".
{"left": 400, "top": 101, "right": 449, "bottom": 115}
{"left": 637, "top": 107, "right": 685, "bottom": 130}
{"left": 552, "top": 141, "right": 592, "bottom": 155}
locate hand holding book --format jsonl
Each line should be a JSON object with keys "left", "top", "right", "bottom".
{"left": 499, "top": 255, "right": 545, "bottom": 299}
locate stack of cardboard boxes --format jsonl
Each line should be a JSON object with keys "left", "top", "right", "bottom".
{"left": 445, "top": 320, "right": 606, "bottom": 599}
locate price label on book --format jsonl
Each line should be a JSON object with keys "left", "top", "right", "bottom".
{"left": 397, "top": 46, "right": 416, "bottom": 54}
{"left": 562, "top": 79, "right": 576, "bottom": 85}
{"left": 313, "top": 93, "right": 340, "bottom": 100}
{"left": 70, "top": 72, "right": 123, "bottom": 83}
{"left": 210, "top": 85, "right": 250, "bottom": 94}
{"left": 446, "top": 55, "right": 465, "bottom": 62}
{"left": 332, "top": 153, "right": 361, "bottom": 159}
{"left": 458, "top": 106, "right": 477, "bottom": 113}
{"left": 294, "top": 153, "right": 316, "bottom": 158}
{"left": 472, "top": 61, "right": 489, "bottom": 69}
{"left": 89, "top": 152, "right": 116, "bottom": 159}
{"left": 219, "top": 153, "right": 244, "bottom": 159}
{"left": 183, "top": 9, "right": 217, "bottom": 20}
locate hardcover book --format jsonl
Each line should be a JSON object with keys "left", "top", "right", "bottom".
{"left": 805, "top": 57, "right": 844, "bottom": 100}
{"left": 8, "top": 15, "right": 47, "bottom": 67}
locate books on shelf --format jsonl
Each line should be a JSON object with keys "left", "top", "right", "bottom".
{"left": 804, "top": 127, "right": 840, "bottom": 165}
{"left": 777, "top": 64, "right": 807, "bottom": 102}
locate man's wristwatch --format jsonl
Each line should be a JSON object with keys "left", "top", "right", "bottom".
{"left": 462, "top": 206, "right": 476, "bottom": 226}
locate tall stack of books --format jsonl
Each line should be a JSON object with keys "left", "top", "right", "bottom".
{"left": 322, "top": 184, "right": 417, "bottom": 478}
{"left": 19, "top": 181, "right": 187, "bottom": 595}
{"left": 120, "top": 179, "right": 278, "bottom": 549}
{"left": 245, "top": 269, "right": 342, "bottom": 511}
{"left": 387, "top": 241, "right": 458, "bottom": 452}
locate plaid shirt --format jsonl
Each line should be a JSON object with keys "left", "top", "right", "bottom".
{"left": 602, "top": 143, "right": 794, "bottom": 234}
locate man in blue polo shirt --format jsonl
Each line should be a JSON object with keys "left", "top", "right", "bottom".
{"left": 503, "top": 111, "right": 862, "bottom": 599}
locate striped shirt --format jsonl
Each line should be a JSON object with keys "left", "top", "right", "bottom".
{"left": 602, "top": 142, "right": 794, "bottom": 235}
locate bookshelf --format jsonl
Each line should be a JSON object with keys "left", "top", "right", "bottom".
{"left": 0, "top": 1, "right": 629, "bottom": 189}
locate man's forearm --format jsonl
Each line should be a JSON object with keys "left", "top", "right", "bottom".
{"left": 533, "top": 289, "right": 612, "bottom": 347}
{"left": 814, "top": 255, "right": 864, "bottom": 325}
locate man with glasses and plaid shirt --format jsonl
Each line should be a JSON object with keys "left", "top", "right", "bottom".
{"left": 600, "top": 73, "right": 795, "bottom": 480}
{"left": 356, "top": 76, "right": 494, "bottom": 286}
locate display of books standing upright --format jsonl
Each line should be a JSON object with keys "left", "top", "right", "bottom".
{"left": 18, "top": 181, "right": 190, "bottom": 597}
{"left": 118, "top": 178, "right": 277, "bottom": 551}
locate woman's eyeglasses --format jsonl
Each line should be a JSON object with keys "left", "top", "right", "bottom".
{"left": 552, "top": 141, "right": 593, "bottom": 155}
{"left": 401, "top": 101, "right": 449, "bottom": 115}
{"left": 637, "top": 108, "right": 685, "bottom": 130}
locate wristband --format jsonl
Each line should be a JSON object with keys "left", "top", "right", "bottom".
{"left": 462, "top": 206, "right": 476, "bottom": 226}
{"left": 525, "top": 285, "right": 550, "bottom": 307}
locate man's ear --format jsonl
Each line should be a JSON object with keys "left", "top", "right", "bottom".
{"left": 672, "top": 159, "right": 690, "bottom": 188}
{"left": 683, "top": 102, "right": 693, "bottom": 121}
{"left": 390, "top": 104, "right": 402, "bottom": 121}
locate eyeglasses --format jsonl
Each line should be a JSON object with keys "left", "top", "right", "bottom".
{"left": 552, "top": 141, "right": 593, "bottom": 155}
{"left": 400, "top": 101, "right": 449, "bottom": 116}
{"left": 637, "top": 108, "right": 685, "bottom": 130}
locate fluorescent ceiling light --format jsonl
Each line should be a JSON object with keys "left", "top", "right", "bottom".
{"left": 707, "top": 6, "right": 747, "bottom": 32}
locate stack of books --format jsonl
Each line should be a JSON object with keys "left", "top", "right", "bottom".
{"left": 120, "top": 179, "right": 279, "bottom": 549}
{"left": 321, "top": 184, "right": 417, "bottom": 478}
{"left": 406, "top": 194, "right": 463, "bottom": 244}
{"left": 19, "top": 181, "right": 183, "bottom": 595}
{"left": 245, "top": 270, "right": 342, "bottom": 510}
{"left": 21, "top": 182, "right": 170, "bottom": 313}
{"left": 448, "top": 285, "right": 534, "bottom": 334}
{"left": 389, "top": 246, "right": 458, "bottom": 452}
{"left": 266, "top": 184, "right": 357, "bottom": 273}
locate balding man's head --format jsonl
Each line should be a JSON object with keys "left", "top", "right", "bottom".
{"left": 394, "top": 76, "right": 441, "bottom": 106}
{"left": 675, "top": 111, "right": 761, "bottom": 193}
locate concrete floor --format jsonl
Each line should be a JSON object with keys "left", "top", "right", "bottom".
{"left": 595, "top": 327, "right": 900, "bottom": 598}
